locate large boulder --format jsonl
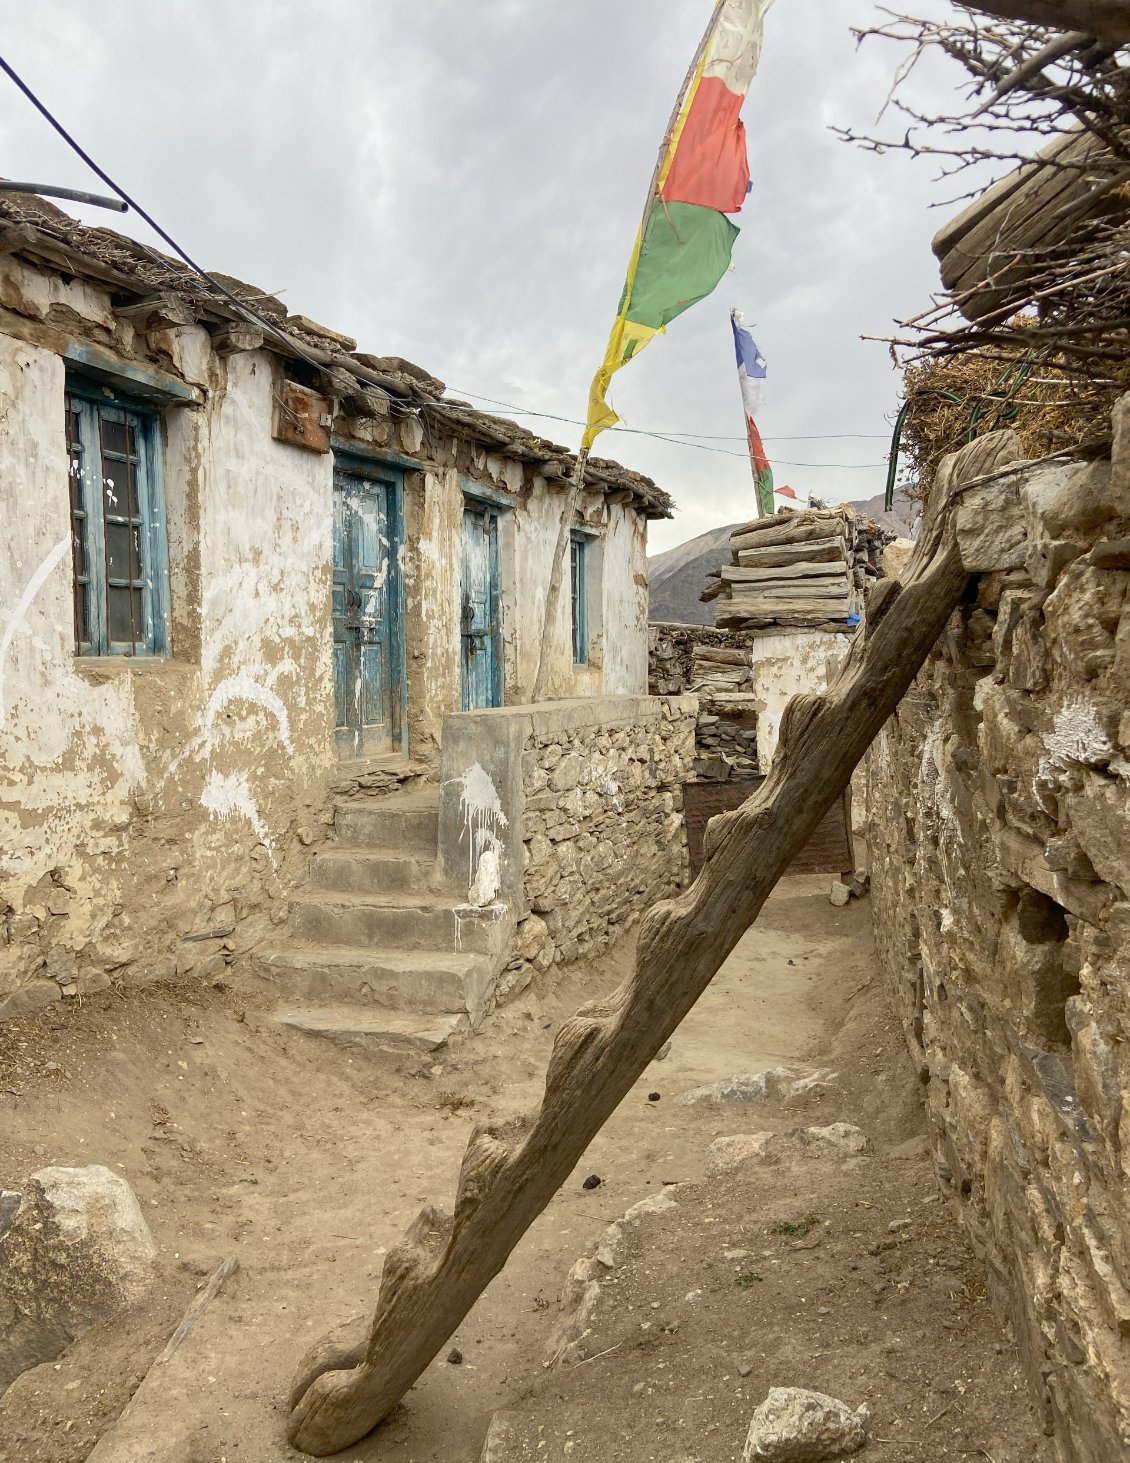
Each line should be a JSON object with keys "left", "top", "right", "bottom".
{"left": 0, "top": 1165, "right": 156, "bottom": 1394}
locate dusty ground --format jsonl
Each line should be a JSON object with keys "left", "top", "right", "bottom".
{"left": 0, "top": 876, "right": 1052, "bottom": 1463}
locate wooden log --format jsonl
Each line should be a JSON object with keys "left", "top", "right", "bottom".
{"left": 936, "top": 129, "right": 1109, "bottom": 323}
{"left": 85, "top": 1256, "right": 239, "bottom": 1461}
{"left": 113, "top": 294, "right": 195, "bottom": 330}
{"left": 730, "top": 522, "right": 846, "bottom": 552}
{"left": 722, "top": 559, "right": 850, "bottom": 583}
{"left": 735, "top": 588, "right": 851, "bottom": 603}
{"left": 699, "top": 580, "right": 727, "bottom": 603}
{"left": 690, "top": 647, "right": 750, "bottom": 665}
{"left": 723, "top": 573, "right": 848, "bottom": 591}
{"left": 734, "top": 539, "right": 847, "bottom": 566}
{"left": 728, "top": 508, "right": 847, "bottom": 538}
{"left": 284, "top": 433, "right": 1021, "bottom": 1457}
{"left": 211, "top": 322, "right": 266, "bottom": 356}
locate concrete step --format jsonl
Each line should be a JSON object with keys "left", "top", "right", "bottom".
{"left": 258, "top": 944, "right": 496, "bottom": 1024}
{"left": 311, "top": 847, "right": 438, "bottom": 896}
{"left": 289, "top": 891, "right": 509, "bottom": 958}
{"left": 333, "top": 791, "right": 438, "bottom": 854}
{"left": 272, "top": 1005, "right": 466, "bottom": 1054}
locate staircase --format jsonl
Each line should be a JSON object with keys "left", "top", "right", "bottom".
{"left": 259, "top": 785, "right": 513, "bottom": 1054}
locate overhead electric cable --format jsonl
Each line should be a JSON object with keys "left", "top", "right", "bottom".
{"left": 445, "top": 384, "right": 889, "bottom": 443}
{"left": 0, "top": 52, "right": 323, "bottom": 368}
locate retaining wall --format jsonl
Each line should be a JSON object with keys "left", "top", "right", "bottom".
{"left": 866, "top": 416, "right": 1130, "bottom": 1463}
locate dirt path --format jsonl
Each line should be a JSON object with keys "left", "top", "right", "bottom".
{"left": 0, "top": 877, "right": 1049, "bottom": 1462}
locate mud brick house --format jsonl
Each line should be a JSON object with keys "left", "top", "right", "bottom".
{"left": 0, "top": 198, "right": 692, "bottom": 1037}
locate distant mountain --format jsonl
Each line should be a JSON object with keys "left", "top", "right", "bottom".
{"left": 648, "top": 522, "right": 737, "bottom": 626}
{"left": 648, "top": 492, "right": 913, "bottom": 626}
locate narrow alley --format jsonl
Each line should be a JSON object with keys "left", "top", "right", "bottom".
{"left": 0, "top": 876, "right": 1050, "bottom": 1462}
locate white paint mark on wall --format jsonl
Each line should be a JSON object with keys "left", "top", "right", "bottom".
{"left": 0, "top": 535, "right": 70, "bottom": 722}
{"left": 201, "top": 670, "right": 295, "bottom": 755}
{"left": 447, "top": 761, "right": 508, "bottom": 905}
{"left": 200, "top": 769, "right": 274, "bottom": 860}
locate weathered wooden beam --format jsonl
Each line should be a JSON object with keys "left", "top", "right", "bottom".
{"left": 284, "top": 432, "right": 1021, "bottom": 1457}
{"left": 113, "top": 293, "right": 195, "bottom": 330}
{"left": 211, "top": 322, "right": 266, "bottom": 356}
{"left": 730, "top": 523, "right": 847, "bottom": 552}
{"left": 735, "top": 539, "right": 848, "bottom": 568}
{"left": 86, "top": 1256, "right": 238, "bottom": 1461}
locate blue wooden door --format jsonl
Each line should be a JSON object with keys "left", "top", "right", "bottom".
{"left": 460, "top": 504, "right": 503, "bottom": 710}
{"left": 333, "top": 464, "right": 400, "bottom": 755}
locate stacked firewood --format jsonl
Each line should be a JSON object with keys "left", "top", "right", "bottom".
{"left": 700, "top": 506, "right": 891, "bottom": 632}
{"left": 688, "top": 644, "right": 752, "bottom": 694}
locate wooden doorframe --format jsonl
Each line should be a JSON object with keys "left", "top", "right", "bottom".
{"left": 331, "top": 449, "right": 408, "bottom": 757}
{"left": 460, "top": 487, "right": 509, "bottom": 712}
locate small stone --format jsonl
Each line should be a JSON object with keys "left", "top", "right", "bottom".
{"left": 742, "top": 1387, "right": 870, "bottom": 1463}
{"left": 738, "top": 1361, "right": 753, "bottom": 1377}
{"left": 887, "top": 1219, "right": 912, "bottom": 1233}
{"left": 654, "top": 1040, "right": 672, "bottom": 1062}
{"left": 447, "top": 1347, "right": 463, "bottom": 1365}
{"left": 829, "top": 881, "right": 851, "bottom": 907}
{"left": 647, "top": 1092, "right": 661, "bottom": 1103}
{"left": 582, "top": 1174, "right": 602, "bottom": 1191}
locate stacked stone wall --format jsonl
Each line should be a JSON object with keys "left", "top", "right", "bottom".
{"left": 866, "top": 417, "right": 1130, "bottom": 1463}
{"left": 508, "top": 698, "right": 695, "bottom": 993}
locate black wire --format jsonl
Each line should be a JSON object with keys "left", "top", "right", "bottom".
{"left": 0, "top": 51, "right": 321, "bottom": 366}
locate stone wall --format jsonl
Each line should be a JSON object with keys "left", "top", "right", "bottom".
{"left": 437, "top": 696, "right": 696, "bottom": 1003}
{"left": 865, "top": 421, "right": 1130, "bottom": 1463}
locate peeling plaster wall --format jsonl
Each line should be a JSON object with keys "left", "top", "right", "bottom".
{"left": 866, "top": 424, "right": 1130, "bottom": 1463}
{"left": 0, "top": 248, "right": 659, "bottom": 1021}
{"left": 748, "top": 631, "right": 849, "bottom": 767}
{"left": 0, "top": 320, "right": 336, "bottom": 1018}
{"left": 399, "top": 445, "right": 652, "bottom": 764}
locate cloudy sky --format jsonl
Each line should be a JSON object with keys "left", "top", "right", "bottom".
{"left": 1, "top": 1, "right": 973, "bottom": 551}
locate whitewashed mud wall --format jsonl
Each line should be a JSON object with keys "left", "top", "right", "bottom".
{"left": 397, "top": 447, "right": 651, "bottom": 764}
{"left": 0, "top": 273, "right": 337, "bottom": 1017}
{"left": 866, "top": 425, "right": 1130, "bottom": 1463}
{"left": 747, "top": 630, "right": 848, "bottom": 767}
{"left": 0, "top": 242, "right": 659, "bottom": 1023}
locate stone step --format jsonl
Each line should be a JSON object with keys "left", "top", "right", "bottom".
{"left": 258, "top": 944, "right": 496, "bottom": 1024}
{"left": 272, "top": 1005, "right": 466, "bottom": 1054}
{"left": 333, "top": 791, "right": 439, "bottom": 854}
{"left": 311, "top": 847, "right": 438, "bottom": 896}
{"left": 289, "top": 891, "right": 509, "bottom": 958}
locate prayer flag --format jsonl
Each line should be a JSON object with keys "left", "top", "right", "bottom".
{"left": 731, "top": 309, "right": 775, "bottom": 517}
{"left": 583, "top": 0, "right": 776, "bottom": 448}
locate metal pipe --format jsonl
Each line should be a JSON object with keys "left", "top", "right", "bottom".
{"left": 0, "top": 180, "right": 128, "bottom": 212}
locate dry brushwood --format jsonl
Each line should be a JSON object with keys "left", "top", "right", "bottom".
{"left": 898, "top": 341, "right": 1122, "bottom": 500}
{"left": 283, "top": 429, "right": 1024, "bottom": 1457}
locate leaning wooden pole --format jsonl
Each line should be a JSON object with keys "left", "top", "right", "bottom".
{"left": 286, "top": 432, "right": 1020, "bottom": 1456}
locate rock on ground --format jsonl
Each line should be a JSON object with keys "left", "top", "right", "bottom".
{"left": 705, "top": 1123, "right": 871, "bottom": 1177}
{"left": 677, "top": 1069, "right": 836, "bottom": 1106}
{"left": 743, "top": 1386, "right": 870, "bottom": 1462}
{"left": 0, "top": 1165, "right": 156, "bottom": 1395}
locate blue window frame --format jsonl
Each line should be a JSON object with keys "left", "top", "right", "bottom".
{"left": 570, "top": 531, "right": 588, "bottom": 665}
{"left": 65, "top": 381, "right": 169, "bottom": 656}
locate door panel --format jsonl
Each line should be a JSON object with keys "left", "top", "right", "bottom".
{"left": 460, "top": 504, "right": 503, "bottom": 711}
{"left": 332, "top": 465, "right": 401, "bottom": 756}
